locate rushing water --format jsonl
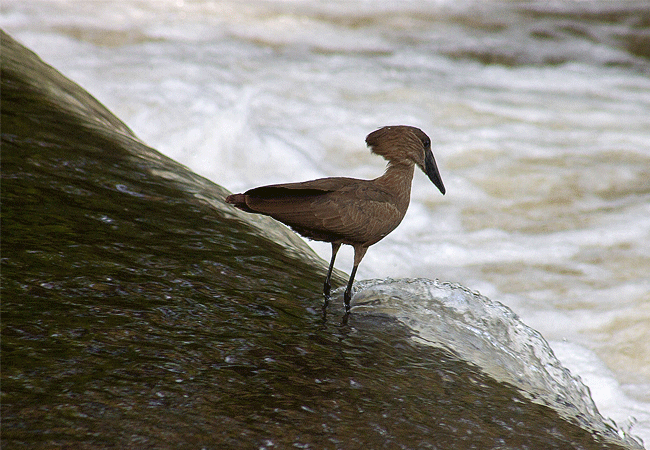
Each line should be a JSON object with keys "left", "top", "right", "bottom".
{"left": 2, "top": 0, "right": 649, "bottom": 446}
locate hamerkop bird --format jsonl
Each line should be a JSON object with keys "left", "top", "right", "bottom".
{"left": 226, "top": 125, "right": 445, "bottom": 313}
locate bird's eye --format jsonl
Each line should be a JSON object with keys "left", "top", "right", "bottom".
{"left": 422, "top": 138, "right": 431, "bottom": 148}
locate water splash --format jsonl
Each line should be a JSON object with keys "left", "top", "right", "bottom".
{"left": 351, "top": 278, "right": 644, "bottom": 448}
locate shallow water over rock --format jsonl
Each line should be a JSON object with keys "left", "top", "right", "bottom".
{"left": 1, "top": 31, "right": 642, "bottom": 449}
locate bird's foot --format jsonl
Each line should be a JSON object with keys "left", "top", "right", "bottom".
{"left": 322, "top": 289, "right": 330, "bottom": 310}
{"left": 322, "top": 297, "right": 330, "bottom": 318}
{"left": 323, "top": 280, "right": 332, "bottom": 299}
{"left": 343, "top": 288, "right": 352, "bottom": 314}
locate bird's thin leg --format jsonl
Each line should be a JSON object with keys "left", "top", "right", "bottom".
{"left": 343, "top": 246, "right": 367, "bottom": 314}
{"left": 323, "top": 243, "right": 341, "bottom": 307}
{"left": 343, "top": 265, "right": 358, "bottom": 314}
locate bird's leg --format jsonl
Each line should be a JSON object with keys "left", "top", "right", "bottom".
{"left": 343, "top": 265, "right": 358, "bottom": 314}
{"left": 323, "top": 243, "right": 341, "bottom": 308}
{"left": 343, "top": 246, "right": 367, "bottom": 314}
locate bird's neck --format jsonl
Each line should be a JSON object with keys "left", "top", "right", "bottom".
{"left": 376, "top": 162, "right": 415, "bottom": 212}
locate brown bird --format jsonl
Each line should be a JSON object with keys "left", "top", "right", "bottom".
{"left": 226, "top": 125, "right": 445, "bottom": 313}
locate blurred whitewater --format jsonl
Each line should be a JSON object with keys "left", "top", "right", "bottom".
{"left": 3, "top": 0, "right": 648, "bottom": 444}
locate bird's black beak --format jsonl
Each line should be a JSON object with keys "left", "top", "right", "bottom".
{"left": 424, "top": 148, "right": 446, "bottom": 195}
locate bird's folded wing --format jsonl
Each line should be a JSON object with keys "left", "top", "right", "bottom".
{"left": 243, "top": 179, "right": 402, "bottom": 244}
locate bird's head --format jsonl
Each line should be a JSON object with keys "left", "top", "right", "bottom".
{"left": 366, "top": 125, "right": 446, "bottom": 195}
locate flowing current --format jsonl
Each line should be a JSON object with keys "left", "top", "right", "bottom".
{"left": 3, "top": 0, "right": 649, "bottom": 445}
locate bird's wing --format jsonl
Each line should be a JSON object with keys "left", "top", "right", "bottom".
{"left": 242, "top": 178, "right": 403, "bottom": 245}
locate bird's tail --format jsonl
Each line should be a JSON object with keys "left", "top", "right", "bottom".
{"left": 225, "top": 193, "right": 258, "bottom": 213}
{"left": 225, "top": 193, "right": 245, "bottom": 205}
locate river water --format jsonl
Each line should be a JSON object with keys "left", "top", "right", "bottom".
{"left": 2, "top": 0, "right": 649, "bottom": 445}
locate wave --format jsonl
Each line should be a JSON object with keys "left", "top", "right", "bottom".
{"left": 351, "top": 278, "right": 644, "bottom": 448}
